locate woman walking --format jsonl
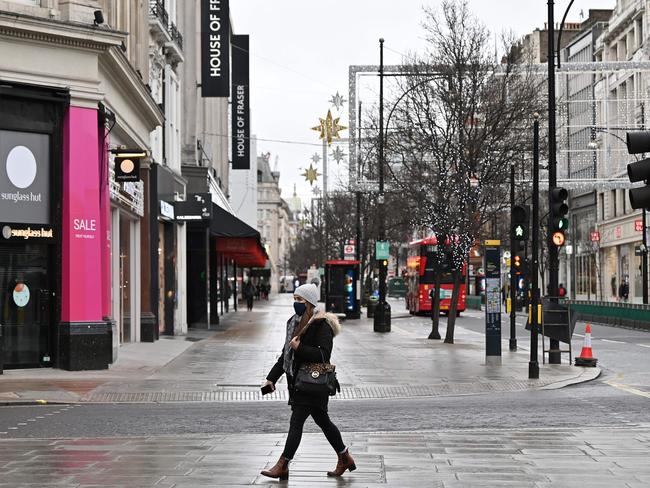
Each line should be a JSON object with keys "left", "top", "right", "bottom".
{"left": 261, "top": 283, "right": 355, "bottom": 480}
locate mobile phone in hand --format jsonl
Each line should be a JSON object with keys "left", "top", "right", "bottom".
{"left": 261, "top": 384, "right": 274, "bottom": 395}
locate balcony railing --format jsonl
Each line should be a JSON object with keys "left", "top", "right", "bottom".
{"left": 150, "top": 0, "right": 169, "bottom": 30}
{"left": 168, "top": 22, "right": 183, "bottom": 52}
{"left": 149, "top": 0, "right": 183, "bottom": 52}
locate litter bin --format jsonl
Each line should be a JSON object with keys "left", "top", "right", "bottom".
{"left": 367, "top": 296, "right": 378, "bottom": 318}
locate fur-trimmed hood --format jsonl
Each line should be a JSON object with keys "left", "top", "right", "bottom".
{"left": 302, "top": 311, "right": 341, "bottom": 337}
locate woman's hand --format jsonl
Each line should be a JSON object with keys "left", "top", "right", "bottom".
{"left": 263, "top": 380, "right": 275, "bottom": 391}
{"left": 289, "top": 336, "right": 301, "bottom": 350}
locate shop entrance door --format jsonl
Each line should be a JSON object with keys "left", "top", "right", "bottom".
{"left": 0, "top": 243, "right": 53, "bottom": 368}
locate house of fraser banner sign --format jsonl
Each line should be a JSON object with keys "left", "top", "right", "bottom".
{"left": 201, "top": 0, "right": 230, "bottom": 97}
{"left": 231, "top": 34, "right": 250, "bottom": 169}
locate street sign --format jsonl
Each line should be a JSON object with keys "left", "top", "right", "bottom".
{"left": 484, "top": 241, "right": 502, "bottom": 365}
{"left": 565, "top": 245, "right": 573, "bottom": 255}
{"left": 375, "top": 241, "right": 389, "bottom": 260}
{"left": 635, "top": 245, "right": 644, "bottom": 256}
{"left": 344, "top": 244, "right": 356, "bottom": 260}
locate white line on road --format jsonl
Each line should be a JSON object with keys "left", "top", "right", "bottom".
{"left": 601, "top": 339, "right": 625, "bottom": 344}
{"left": 574, "top": 333, "right": 584, "bottom": 338}
{"left": 606, "top": 380, "right": 650, "bottom": 399}
{"left": 637, "top": 344, "right": 650, "bottom": 349}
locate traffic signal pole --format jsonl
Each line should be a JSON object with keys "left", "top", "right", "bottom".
{"left": 530, "top": 117, "right": 540, "bottom": 379}
{"left": 509, "top": 164, "right": 517, "bottom": 351}
{"left": 547, "top": 0, "right": 561, "bottom": 364}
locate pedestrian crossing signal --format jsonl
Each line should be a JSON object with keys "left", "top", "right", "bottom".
{"left": 511, "top": 205, "right": 529, "bottom": 241}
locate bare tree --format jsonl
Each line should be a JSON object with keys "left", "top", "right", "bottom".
{"left": 381, "top": 0, "right": 544, "bottom": 342}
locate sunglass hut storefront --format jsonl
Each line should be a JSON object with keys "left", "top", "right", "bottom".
{"left": 0, "top": 83, "right": 114, "bottom": 372}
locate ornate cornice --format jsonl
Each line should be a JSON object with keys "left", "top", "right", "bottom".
{"left": 0, "top": 11, "right": 126, "bottom": 51}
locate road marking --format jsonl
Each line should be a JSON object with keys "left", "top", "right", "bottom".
{"left": 601, "top": 339, "right": 625, "bottom": 344}
{"left": 0, "top": 432, "right": 7, "bottom": 435}
{"left": 637, "top": 344, "right": 650, "bottom": 349}
{"left": 606, "top": 380, "right": 650, "bottom": 399}
{"left": 574, "top": 333, "right": 584, "bottom": 338}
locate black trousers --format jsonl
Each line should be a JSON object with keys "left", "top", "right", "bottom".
{"left": 282, "top": 404, "right": 346, "bottom": 459}
{"left": 246, "top": 296, "right": 254, "bottom": 310}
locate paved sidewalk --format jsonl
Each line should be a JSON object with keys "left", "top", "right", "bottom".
{"left": 0, "top": 425, "right": 649, "bottom": 487}
{"left": 0, "top": 295, "right": 599, "bottom": 404}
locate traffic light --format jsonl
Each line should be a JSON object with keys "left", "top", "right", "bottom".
{"left": 511, "top": 204, "right": 529, "bottom": 241}
{"left": 513, "top": 254, "right": 522, "bottom": 270}
{"left": 626, "top": 131, "right": 650, "bottom": 209}
{"left": 550, "top": 187, "right": 568, "bottom": 247}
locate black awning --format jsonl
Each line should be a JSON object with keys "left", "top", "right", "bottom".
{"left": 210, "top": 203, "right": 259, "bottom": 238}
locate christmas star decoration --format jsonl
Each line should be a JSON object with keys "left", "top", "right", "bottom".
{"left": 302, "top": 164, "right": 321, "bottom": 186}
{"left": 311, "top": 109, "right": 347, "bottom": 145}
{"left": 311, "top": 152, "right": 321, "bottom": 164}
{"left": 330, "top": 146, "right": 347, "bottom": 164}
{"left": 329, "top": 91, "right": 347, "bottom": 111}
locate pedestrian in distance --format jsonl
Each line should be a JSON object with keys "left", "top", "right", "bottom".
{"left": 558, "top": 283, "right": 567, "bottom": 298}
{"left": 244, "top": 280, "right": 256, "bottom": 311}
{"left": 261, "top": 283, "right": 355, "bottom": 481}
{"left": 619, "top": 276, "right": 629, "bottom": 302}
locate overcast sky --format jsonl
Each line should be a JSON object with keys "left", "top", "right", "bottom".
{"left": 230, "top": 0, "right": 615, "bottom": 206}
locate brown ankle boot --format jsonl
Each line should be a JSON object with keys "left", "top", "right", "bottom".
{"left": 261, "top": 456, "right": 290, "bottom": 480}
{"left": 327, "top": 449, "right": 356, "bottom": 477}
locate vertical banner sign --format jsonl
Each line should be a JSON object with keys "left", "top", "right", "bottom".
{"left": 201, "top": 0, "right": 230, "bottom": 97}
{"left": 484, "top": 240, "right": 502, "bottom": 365}
{"left": 231, "top": 35, "right": 250, "bottom": 169}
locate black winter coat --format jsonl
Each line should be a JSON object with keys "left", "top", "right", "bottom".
{"left": 266, "top": 316, "right": 334, "bottom": 411}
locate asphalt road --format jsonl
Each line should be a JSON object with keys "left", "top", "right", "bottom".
{"left": 1, "top": 301, "right": 648, "bottom": 440}
{"left": 0, "top": 380, "right": 647, "bottom": 439}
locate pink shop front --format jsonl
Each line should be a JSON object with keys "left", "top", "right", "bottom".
{"left": 0, "top": 83, "right": 112, "bottom": 371}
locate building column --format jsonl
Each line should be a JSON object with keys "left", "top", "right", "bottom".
{"left": 59, "top": 106, "right": 111, "bottom": 371}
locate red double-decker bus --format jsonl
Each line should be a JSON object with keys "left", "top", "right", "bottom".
{"left": 406, "top": 236, "right": 467, "bottom": 315}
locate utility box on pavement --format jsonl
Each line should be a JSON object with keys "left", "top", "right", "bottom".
{"left": 325, "top": 260, "right": 360, "bottom": 319}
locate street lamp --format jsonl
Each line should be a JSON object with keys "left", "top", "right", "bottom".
{"left": 547, "top": 0, "right": 578, "bottom": 363}
{"left": 372, "top": 39, "right": 449, "bottom": 333}
{"left": 374, "top": 38, "right": 391, "bottom": 332}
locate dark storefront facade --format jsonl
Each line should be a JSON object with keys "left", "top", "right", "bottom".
{"left": 179, "top": 166, "right": 266, "bottom": 328}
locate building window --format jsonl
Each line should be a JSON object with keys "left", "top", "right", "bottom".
{"left": 611, "top": 189, "right": 617, "bottom": 217}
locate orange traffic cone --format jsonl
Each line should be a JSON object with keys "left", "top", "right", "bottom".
{"left": 575, "top": 324, "right": 598, "bottom": 367}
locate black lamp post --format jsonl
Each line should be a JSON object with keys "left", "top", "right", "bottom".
{"left": 547, "top": 0, "right": 577, "bottom": 364}
{"left": 374, "top": 38, "right": 391, "bottom": 332}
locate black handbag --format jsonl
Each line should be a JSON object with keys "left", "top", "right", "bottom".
{"left": 294, "top": 348, "right": 340, "bottom": 396}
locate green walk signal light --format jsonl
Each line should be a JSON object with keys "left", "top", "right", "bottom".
{"left": 511, "top": 204, "right": 529, "bottom": 241}
{"left": 626, "top": 131, "right": 650, "bottom": 209}
{"left": 550, "top": 187, "right": 568, "bottom": 247}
